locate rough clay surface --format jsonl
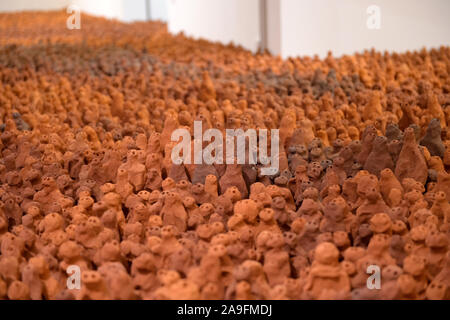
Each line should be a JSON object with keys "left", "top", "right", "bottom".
{"left": 0, "top": 11, "right": 449, "bottom": 300}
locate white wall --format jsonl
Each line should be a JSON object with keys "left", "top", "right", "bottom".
{"left": 0, "top": 0, "right": 164, "bottom": 23}
{"left": 163, "top": 0, "right": 450, "bottom": 56}
{"left": 280, "top": 0, "right": 450, "bottom": 58}
{"left": 167, "top": 0, "right": 261, "bottom": 52}
{"left": 70, "top": 0, "right": 124, "bottom": 20}
{"left": 122, "top": 0, "right": 147, "bottom": 22}
{"left": 70, "top": 0, "right": 167, "bottom": 22}
{"left": 150, "top": 0, "right": 168, "bottom": 21}
{"left": 0, "top": 0, "right": 70, "bottom": 11}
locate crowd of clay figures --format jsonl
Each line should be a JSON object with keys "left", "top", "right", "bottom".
{"left": 0, "top": 11, "right": 449, "bottom": 300}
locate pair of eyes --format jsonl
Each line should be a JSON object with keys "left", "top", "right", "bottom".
{"left": 79, "top": 218, "right": 100, "bottom": 226}
{"left": 82, "top": 273, "right": 100, "bottom": 281}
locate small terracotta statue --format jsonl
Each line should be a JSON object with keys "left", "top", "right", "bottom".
{"left": 304, "top": 242, "right": 351, "bottom": 299}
